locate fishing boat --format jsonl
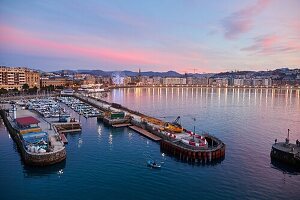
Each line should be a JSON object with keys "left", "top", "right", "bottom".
{"left": 147, "top": 160, "right": 161, "bottom": 168}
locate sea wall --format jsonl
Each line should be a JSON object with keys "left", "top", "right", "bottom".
{"left": 131, "top": 118, "right": 226, "bottom": 163}
{"left": 161, "top": 140, "right": 225, "bottom": 163}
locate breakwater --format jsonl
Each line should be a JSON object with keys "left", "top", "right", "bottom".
{"left": 71, "top": 94, "right": 226, "bottom": 163}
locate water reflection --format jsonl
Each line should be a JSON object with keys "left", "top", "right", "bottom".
{"left": 78, "top": 137, "right": 83, "bottom": 148}
{"left": 128, "top": 131, "right": 133, "bottom": 141}
{"left": 97, "top": 125, "right": 102, "bottom": 141}
{"left": 108, "top": 132, "right": 113, "bottom": 146}
{"left": 271, "top": 158, "right": 300, "bottom": 174}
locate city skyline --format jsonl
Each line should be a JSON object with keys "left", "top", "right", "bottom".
{"left": 0, "top": 0, "right": 300, "bottom": 73}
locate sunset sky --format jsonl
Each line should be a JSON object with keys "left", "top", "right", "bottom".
{"left": 0, "top": 0, "right": 299, "bottom": 73}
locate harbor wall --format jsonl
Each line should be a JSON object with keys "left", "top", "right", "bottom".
{"left": 131, "top": 119, "right": 226, "bottom": 163}
{"left": 0, "top": 109, "right": 66, "bottom": 166}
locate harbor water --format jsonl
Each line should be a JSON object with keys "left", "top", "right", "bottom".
{"left": 1, "top": 87, "right": 300, "bottom": 200}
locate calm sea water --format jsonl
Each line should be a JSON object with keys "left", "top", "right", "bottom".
{"left": 1, "top": 87, "right": 300, "bottom": 200}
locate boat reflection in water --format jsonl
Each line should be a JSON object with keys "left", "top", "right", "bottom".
{"left": 271, "top": 158, "right": 300, "bottom": 174}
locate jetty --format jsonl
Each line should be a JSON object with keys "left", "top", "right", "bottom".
{"left": 65, "top": 93, "right": 226, "bottom": 163}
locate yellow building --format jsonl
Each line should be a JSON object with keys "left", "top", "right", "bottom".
{"left": 25, "top": 69, "right": 40, "bottom": 88}
{"left": 0, "top": 66, "right": 26, "bottom": 90}
{"left": 0, "top": 66, "right": 41, "bottom": 90}
{"left": 40, "top": 77, "right": 68, "bottom": 87}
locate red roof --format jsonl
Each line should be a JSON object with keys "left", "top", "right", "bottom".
{"left": 15, "top": 116, "right": 40, "bottom": 126}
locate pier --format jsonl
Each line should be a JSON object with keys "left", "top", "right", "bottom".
{"left": 67, "top": 93, "right": 226, "bottom": 163}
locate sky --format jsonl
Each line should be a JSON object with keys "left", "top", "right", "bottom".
{"left": 0, "top": 0, "right": 299, "bottom": 73}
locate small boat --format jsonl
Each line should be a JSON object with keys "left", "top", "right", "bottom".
{"left": 147, "top": 160, "right": 161, "bottom": 169}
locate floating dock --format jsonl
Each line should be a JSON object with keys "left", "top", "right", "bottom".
{"left": 112, "top": 123, "right": 131, "bottom": 128}
{"left": 53, "top": 122, "right": 82, "bottom": 133}
{"left": 129, "top": 125, "right": 162, "bottom": 141}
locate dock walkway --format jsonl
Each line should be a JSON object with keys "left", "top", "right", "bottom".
{"left": 112, "top": 123, "right": 131, "bottom": 128}
{"left": 129, "top": 125, "right": 161, "bottom": 141}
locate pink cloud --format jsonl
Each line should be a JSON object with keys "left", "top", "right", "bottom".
{"left": 222, "top": 0, "right": 271, "bottom": 39}
{"left": 0, "top": 24, "right": 210, "bottom": 71}
{"left": 241, "top": 34, "right": 300, "bottom": 55}
{"left": 0, "top": 25, "right": 154, "bottom": 65}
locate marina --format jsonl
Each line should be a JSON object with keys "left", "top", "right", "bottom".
{"left": 58, "top": 96, "right": 102, "bottom": 118}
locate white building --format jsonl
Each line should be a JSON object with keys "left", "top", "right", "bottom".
{"left": 152, "top": 77, "right": 162, "bottom": 85}
{"left": 234, "top": 79, "right": 244, "bottom": 86}
{"left": 123, "top": 76, "right": 132, "bottom": 85}
{"left": 162, "top": 77, "right": 186, "bottom": 85}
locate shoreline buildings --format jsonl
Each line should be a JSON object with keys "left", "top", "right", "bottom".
{"left": 1, "top": 66, "right": 300, "bottom": 92}
{"left": 0, "top": 66, "right": 40, "bottom": 90}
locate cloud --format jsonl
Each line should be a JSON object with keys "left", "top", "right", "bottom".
{"left": 241, "top": 34, "right": 300, "bottom": 55}
{"left": 0, "top": 25, "right": 153, "bottom": 65}
{"left": 0, "top": 24, "right": 209, "bottom": 71}
{"left": 222, "top": 0, "right": 271, "bottom": 39}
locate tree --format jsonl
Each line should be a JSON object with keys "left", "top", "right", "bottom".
{"left": 0, "top": 88, "right": 8, "bottom": 95}
{"left": 22, "top": 83, "right": 29, "bottom": 91}
{"left": 28, "top": 86, "right": 38, "bottom": 94}
{"left": 11, "top": 87, "right": 19, "bottom": 94}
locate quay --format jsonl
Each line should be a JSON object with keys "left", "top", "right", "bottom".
{"left": 129, "top": 125, "right": 161, "bottom": 141}
{"left": 0, "top": 104, "right": 66, "bottom": 166}
{"left": 67, "top": 93, "right": 226, "bottom": 163}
